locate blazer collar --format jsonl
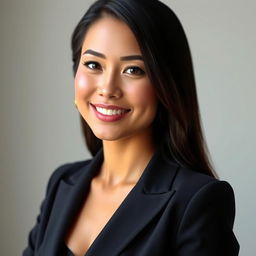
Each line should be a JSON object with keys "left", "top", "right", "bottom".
{"left": 68, "top": 148, "right": 179, "bottom": 194}
{"left": 39, "top": 148, "right": 179, "bottom": 256}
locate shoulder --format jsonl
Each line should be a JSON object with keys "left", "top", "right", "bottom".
{"left": 171, "top": 164, "right": 236, "bottom": 221}
{"left": 173, "top": 165, "right": 234, "bottom": 198}
{"left": 168, "top": 165, "right": 240, "bottom": 254}
{"left": 172, "top": 166, "right": 239, "bottom": 253}
{"left": 172, "top": 165, "right": 237, "bottom": 228}
{"left": 45, "top": 158, "right": 92, "bottom": 194}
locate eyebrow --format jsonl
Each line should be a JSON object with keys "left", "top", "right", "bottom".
{"left": 83, "top": 49, "right": 106, "bottom": 59}
{"left": 120, "top": 55, "right": 143, "bottom": 61}
{"left": 83, "top": 49, "right": 143, "bottom": 61}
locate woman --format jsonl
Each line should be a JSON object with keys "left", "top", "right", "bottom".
{"left": 23, "top": 0, "right": 240, "bottom": 255}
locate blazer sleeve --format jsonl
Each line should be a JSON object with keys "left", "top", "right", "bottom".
{"left": 175, "top": 180, "right": 240, "bottom": 256}
{"left": 22, "top": 198, "right": 46, "bottom": 256}
{"left": 22, "top": 163, "right": 73, "bottom": 256}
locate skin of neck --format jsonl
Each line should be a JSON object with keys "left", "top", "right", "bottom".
{"left": 98, "top": 128, "right": 156, "bottom": 187}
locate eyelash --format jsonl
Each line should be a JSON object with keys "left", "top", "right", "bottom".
{"left": 124, "top": 66, "right": 145, "bottom": 76}
{"left": 83, "top": 61, "right": 102, "bottom": 70}
{"left": 82, "top": 61, "right": 145, "bottom": 76}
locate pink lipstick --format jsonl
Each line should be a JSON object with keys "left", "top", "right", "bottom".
{"left": 90, "top": 103, "right": 130, "bottom": 122}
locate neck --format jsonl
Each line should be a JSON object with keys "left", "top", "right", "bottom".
{"left": 99, "top": 129, "right": 155, "bottom": 187}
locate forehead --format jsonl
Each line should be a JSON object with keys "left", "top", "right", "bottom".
{"left": 81, "top": 16, "right": 142, "bottom": 55}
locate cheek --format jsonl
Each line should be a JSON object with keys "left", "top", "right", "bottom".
{"left": 74, "top": 70, "right": 94, "bottom": 98}
{"left": 126, "top": 81, "right": 157, "bottom": 107}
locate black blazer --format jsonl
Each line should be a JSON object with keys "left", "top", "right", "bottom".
{"left": 23, "top": 149, "right": 239, "bottom": 255}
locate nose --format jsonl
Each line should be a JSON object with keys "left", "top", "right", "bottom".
{"left": 97, "top": 70, "right": 122, "bottom": 99}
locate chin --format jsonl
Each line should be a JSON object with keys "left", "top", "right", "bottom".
{"left": 93, "top": 130, "right": 123, "bottom": 141}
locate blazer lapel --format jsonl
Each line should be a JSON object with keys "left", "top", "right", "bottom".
{"left": 86, "top": 150, "right": 179, "bottom": 256}
{"left": 39, "top": 150, "right": 104, "bottom": 255}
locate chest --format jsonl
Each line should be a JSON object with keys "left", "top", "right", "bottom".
{"left": 65, "top": 182, "right": 135, "bottom": 255}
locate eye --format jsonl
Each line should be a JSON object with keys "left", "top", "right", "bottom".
{"left": 124, "top": 66, "right": 145, "bottom": 76}
{"left": 83, "top": 61, "right": 102, "bottom": 71}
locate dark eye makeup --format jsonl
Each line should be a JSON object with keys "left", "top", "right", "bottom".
{"left": 124, "top": 66, "right": 145, "bottom": 76}
{"left": 83, "top": 61, "right": 102, "bottom": 70}
{"left": 82, "top": 61, "right": 145, "bottom": 76}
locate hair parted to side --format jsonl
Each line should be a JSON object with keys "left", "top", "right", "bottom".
{"left": 71, "top": 0, "right": 216, "bottom": 177}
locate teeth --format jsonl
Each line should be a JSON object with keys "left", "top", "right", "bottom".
{"left": 96, "top": 107, "right": 127, "bottom": 116}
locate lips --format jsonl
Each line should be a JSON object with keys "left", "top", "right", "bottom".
{"left": 90, "top": 103, "right": 131, "bottom": 122}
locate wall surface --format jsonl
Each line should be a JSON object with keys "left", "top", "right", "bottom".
{"left": 0, "top": 0, "right": 255, "bottom": 255}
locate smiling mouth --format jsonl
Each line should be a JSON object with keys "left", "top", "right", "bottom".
{"left": 95, "top": 107, "right": 130, "bottom": 116}
{"left": 91, "top": 103, "right": 130, "bottom": 116}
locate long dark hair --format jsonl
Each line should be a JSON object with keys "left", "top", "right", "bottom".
{"left": 71, "top": 0, "right": 216, "bottom": 177}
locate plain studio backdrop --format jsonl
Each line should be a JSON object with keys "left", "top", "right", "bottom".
{"left": 0, "top": 0, "right": 255, "bottom": 255}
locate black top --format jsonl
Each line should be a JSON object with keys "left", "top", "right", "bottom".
{"left": 60, "top": 242, "right": 74, "bottom": 256}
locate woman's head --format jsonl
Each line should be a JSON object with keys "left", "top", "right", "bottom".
{"left": 71, "top": 0, "right": 215, "bottom": 177}
{"left": 74, "top": 15, "right": 158, "bottom": 144}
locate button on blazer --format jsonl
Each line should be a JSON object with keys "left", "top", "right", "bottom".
{"left": 23, "top": 149, "right": 239, "bottom": 255}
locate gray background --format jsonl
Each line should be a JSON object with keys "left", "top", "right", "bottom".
{"left": 0, "top": 0, "right": 255, "bottom": 255}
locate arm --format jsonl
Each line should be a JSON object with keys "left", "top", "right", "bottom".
{"left": 175, "top": 180, "right": 240, "bottom": 256}
{"left": 22, "top": 199, "right": 46, "bottom": 256}
{"left": 22, "top": 163, "right": 73, "bottom": 256}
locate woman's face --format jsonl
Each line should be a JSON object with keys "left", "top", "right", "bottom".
{"left": 75, "top": 15, "right": 157, "bottom": 141}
